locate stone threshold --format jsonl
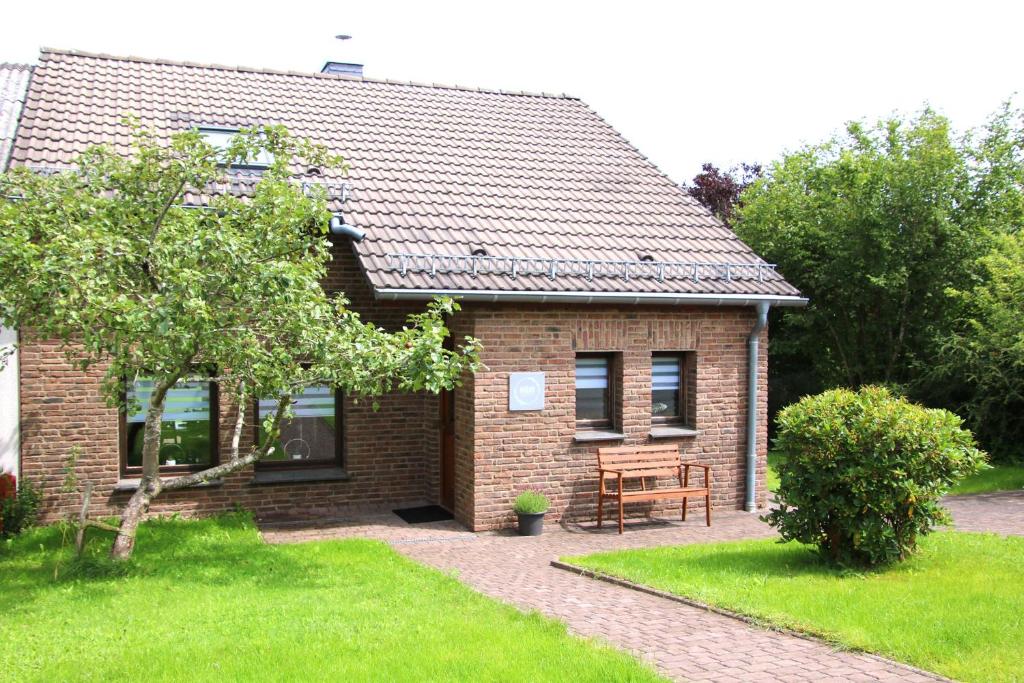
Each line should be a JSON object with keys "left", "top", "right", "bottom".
{"left": 549, "top": 559, "right": 949, "bottom": 682}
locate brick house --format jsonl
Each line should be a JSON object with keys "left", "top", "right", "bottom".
{"left": 7, "top": 49, "right": 804, "bottom": 530}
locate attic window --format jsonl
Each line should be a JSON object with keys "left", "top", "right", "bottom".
{"left": 471, "top": 247, "right": 488, "bottom": 256}
{"left": 198, "top": 127, "right": 273, "bottom": 169}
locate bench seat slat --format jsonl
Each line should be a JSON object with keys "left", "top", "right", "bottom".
{"left": 605, "top": 487, "right": 709, "bottom": 501}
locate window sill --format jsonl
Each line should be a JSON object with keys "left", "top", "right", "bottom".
{"left": 574, "top": 430, "right": 626, "bottom": 443}
{"left": 114, "top": 478, "right": 223, "bottom": 493}
{"left": 649, "top": 426, "right": 700, "bottom": 439}
{"left": 250, "top": 467, "right": 350, "bottom": 486}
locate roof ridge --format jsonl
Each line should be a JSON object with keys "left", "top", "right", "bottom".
{"left": 38, "top": 48, "right": 579, "bottom": 101}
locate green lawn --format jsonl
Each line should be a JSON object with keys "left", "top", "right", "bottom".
{"left": 566, "top": 532, "right": 1024, "bottom": 682}
{"left": 766, "top": 451, "right": 784, "bottom": 493}
{"left": 0, "top": 514, "right": 661, "bottom": 682}
{"left": 767, "top": 453, "right": 1024, "bottom": 497}
{"left": 951, "top": 464, "right": 1024, "bottom": 495}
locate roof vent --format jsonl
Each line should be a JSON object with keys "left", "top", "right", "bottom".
{"left": 321, "top": 62, "right": 364, "bottom": 78}
{"left": 639, "top": 254, "right": 655, "bottom": 262}
{"left": 471, "top": 247, "right": 488, "bottom": 256}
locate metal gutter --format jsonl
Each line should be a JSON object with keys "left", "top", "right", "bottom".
{"left": 745, "top": 302, "right": 770, "bottom": 512}
{"left": 374, "top": 287, "right": 808, "bottom": 307}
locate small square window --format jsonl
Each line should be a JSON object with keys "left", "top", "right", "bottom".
{"left": 255, "top": 385, "right": 343, "bottom": 468}
{"left": 576, "top": 354, "right": 615, "bottom": 429}
{"left": 121, "top": 376, "right": 218, "bottom": 473}
{"left": 199, "top": 127, "right": 273, "bottom": 168}
{"left": 651, "top": 352, "right": 695, "bottom": 426}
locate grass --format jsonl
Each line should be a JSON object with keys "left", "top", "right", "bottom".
{"left": 767, "top": 452, "right": 1024, "bottom": 497}
{"left": 566, "top": 532, "right": 1024, "bottom": 682}
{"left": 0, "top": 514, "right": 661, "bottom": 682}
{"left": 766, "top": 451, "right": 784, "bottom": 493}
{"left": 951, "top": 464, "right": 1024, "bottom": 495}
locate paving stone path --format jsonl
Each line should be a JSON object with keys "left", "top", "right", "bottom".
{"left": 265, "top": 508, "right": 955, "bottom": 682}
{"left": 261, "top": 493, "right": 1023, "bottom": 681}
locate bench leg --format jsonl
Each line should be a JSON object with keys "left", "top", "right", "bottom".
{"left": 682, "top": 497, "right": 688, "bottom": 522}
{"left": 705, "top": 493, "right": 712, "bottom": 526}
{"left": 618, "top": 495, "right": 624, "bottom": 534}
{"left": 597, "top": 495, "right": 603, "bottom": 528}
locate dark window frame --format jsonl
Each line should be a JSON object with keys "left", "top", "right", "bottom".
{"left": 651, "top": 352, "right": 690, "bottom": 426}
{"left": 575, "top": 353, "right": 616, "bottom": 430}
{"left": 119, "top": 375, "right": 220, "bottom": 477}
{"left": 197, "top": 125, "right": 273, "bottom": 170}
{"left": 253, "top": 387, "right": 345, "bottom": 471}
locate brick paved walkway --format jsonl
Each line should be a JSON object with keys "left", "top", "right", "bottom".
{"left": 944, "top": 490, "right": 1024, "bottom": 536}
{"left": 263, "top": 509, "right": 946, "bottom": 682}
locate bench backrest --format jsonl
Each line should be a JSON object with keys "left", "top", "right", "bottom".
{"left": 597, "top": 444, "right": 681, "bottom": 480}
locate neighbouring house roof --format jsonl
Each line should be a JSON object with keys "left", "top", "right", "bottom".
{"left": 11, "top": 49, "right": 803, "bottom": 304}
{"left": 0, "top": 63, "right": 32, "bottom": 171}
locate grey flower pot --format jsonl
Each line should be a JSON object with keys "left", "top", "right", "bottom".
{"left": 517, "top": 511, "right": 546, "bottom": 536}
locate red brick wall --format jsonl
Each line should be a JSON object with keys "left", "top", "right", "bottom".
{"left": 21, "top": 239, "right": 443, "bottom": 523}
{"left": 20, "top": 241, "right": 769, "bottom": 530}
{"left": 457, "top": 305, "right": 768, "bottom": 531}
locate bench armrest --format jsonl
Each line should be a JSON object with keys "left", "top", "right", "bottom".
{"left": 598, "top": 467, "right": 624, "bottom": 475}
{"left": 681, "top": 461, "right": 712, "bottom": 471}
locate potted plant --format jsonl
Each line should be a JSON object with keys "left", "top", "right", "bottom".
{"left": 513, "top": 491, "right": 550, "bottom": 536}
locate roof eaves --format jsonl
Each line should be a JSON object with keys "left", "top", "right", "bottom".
{"left": 373, "top": 287, "right": 809, "bottom": 307}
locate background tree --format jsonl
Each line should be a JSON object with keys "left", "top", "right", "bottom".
{"left": 684, "top": 162, "right": 762, "bottom": 225}
{"left": 734, "top": 110, "right": 986, "bottom": 418}
{"left": 934, "top": 232, "right": 1024, "bottom": 457}
{"left": 0, "top": 126, "right": 480, "bottom": 559}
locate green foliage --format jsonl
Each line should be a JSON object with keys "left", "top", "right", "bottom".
{"left": 513, "top": 491, "right": 550, "bottom": 514}
{"left": 934, "top": 232, "right": 1024, "bottom": 459}
{"left": 0, "top": 514, "right": 661, "bottom": 681}
{"left": 736, "top": 109, "right": 984, "bottom": 391}
{"left": 0, "top": 479, "right": 42, "bottom": 538}
{"left": 567, "top": 533, "right": 1024, "bottom": 682}
{"left": 0, "top": 124, "right": 480, "bottom": 498}
{"left": 765, "top": 386, "right": 984, "bottom": 567}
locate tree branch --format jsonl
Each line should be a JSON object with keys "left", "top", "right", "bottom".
{"left": 162, "top": 393, "right": 291, "bottom": 491}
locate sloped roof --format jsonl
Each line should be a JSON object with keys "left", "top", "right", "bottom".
{"left": 0, "top": 63, "right": 32, "bottom": 171}
{"left": 11, "top": 49, "right": 802, "bottom": 303}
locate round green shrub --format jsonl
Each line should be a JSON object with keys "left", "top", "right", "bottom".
{"left": 765, "top": 386, "right": 985, "bottom": 567}
{"left": 513, "top": 491, "right": 549, "bottom": 515}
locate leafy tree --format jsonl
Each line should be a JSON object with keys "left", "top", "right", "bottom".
{"left": 0, "top": 125, "right": 480, "bottom": 559}
{"left": 766, "top": 386, "right": 984, "bottom": 567}
{"left": 935, "top": 232, "right": 1024, "bottom": 459}
{"left": 684, "top": 162, "right": 762, "bottom": 225}
{"left": 735, "top": 109, "right": 986, "bottom": 392}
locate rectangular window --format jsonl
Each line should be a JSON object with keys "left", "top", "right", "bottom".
{"left": 198, "top": 127, "right": 273, "bottom": 168}
{"left": 651, "top": 353, "right": 691, "bottom": 425}
{"left": 255, "top": 385, "right": 342, "bottom": 468}
{"left": 122, "top": 377, "right": 217, "bottom": 473}
{"left": 576, "top": 354, "right": 614, "bottom": 429}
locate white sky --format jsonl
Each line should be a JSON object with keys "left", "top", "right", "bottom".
{"left": 3, "top": 0, "right": 1021, "bottom": 183}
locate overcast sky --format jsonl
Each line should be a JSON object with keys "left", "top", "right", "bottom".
{"left": 3, "top": 0, "right": 1021, "bottom": 183}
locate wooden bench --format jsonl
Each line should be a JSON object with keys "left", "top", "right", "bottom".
{"left": 597, "top": 444, "right": 712, "bottom": 534}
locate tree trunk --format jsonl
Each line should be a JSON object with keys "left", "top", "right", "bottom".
{"left": 111, "top": 377, "right": 172, "bottom": 560}
{"left": 109, "top": 389, "right": 290, "bottom": 560}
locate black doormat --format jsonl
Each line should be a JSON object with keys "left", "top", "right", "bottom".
{"left": 393, "top": 505, "right": 454, "bottom": 524}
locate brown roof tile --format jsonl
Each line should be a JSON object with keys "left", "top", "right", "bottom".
{"left": 11, "top": 49, "right": 802, "bottom": 302}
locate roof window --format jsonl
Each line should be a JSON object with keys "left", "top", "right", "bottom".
{"left": 198, "top": 127, "right": 273, "bottom": 169}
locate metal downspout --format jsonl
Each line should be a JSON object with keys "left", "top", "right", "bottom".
{"left": 745, "top": 301, "right": 770, "bottom": 512}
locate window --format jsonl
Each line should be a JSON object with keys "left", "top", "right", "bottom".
{"left": 121, "top": 376, "right": 218, "bottom": 473}
{"left": 575, "top": 354, "right": 615, "bottom": 429}
{"left": 255, "top": 385, "right": 342, "bottom": 468}
{"left": 198, "top": 127, "right": 273, "bottom": 168}
{"left": 651, "top": 353, "right": 693, "bottom": 426}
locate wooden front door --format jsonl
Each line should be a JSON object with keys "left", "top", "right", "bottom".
{"left": 439, "top": 387, "right": 455, "bottom": 510}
